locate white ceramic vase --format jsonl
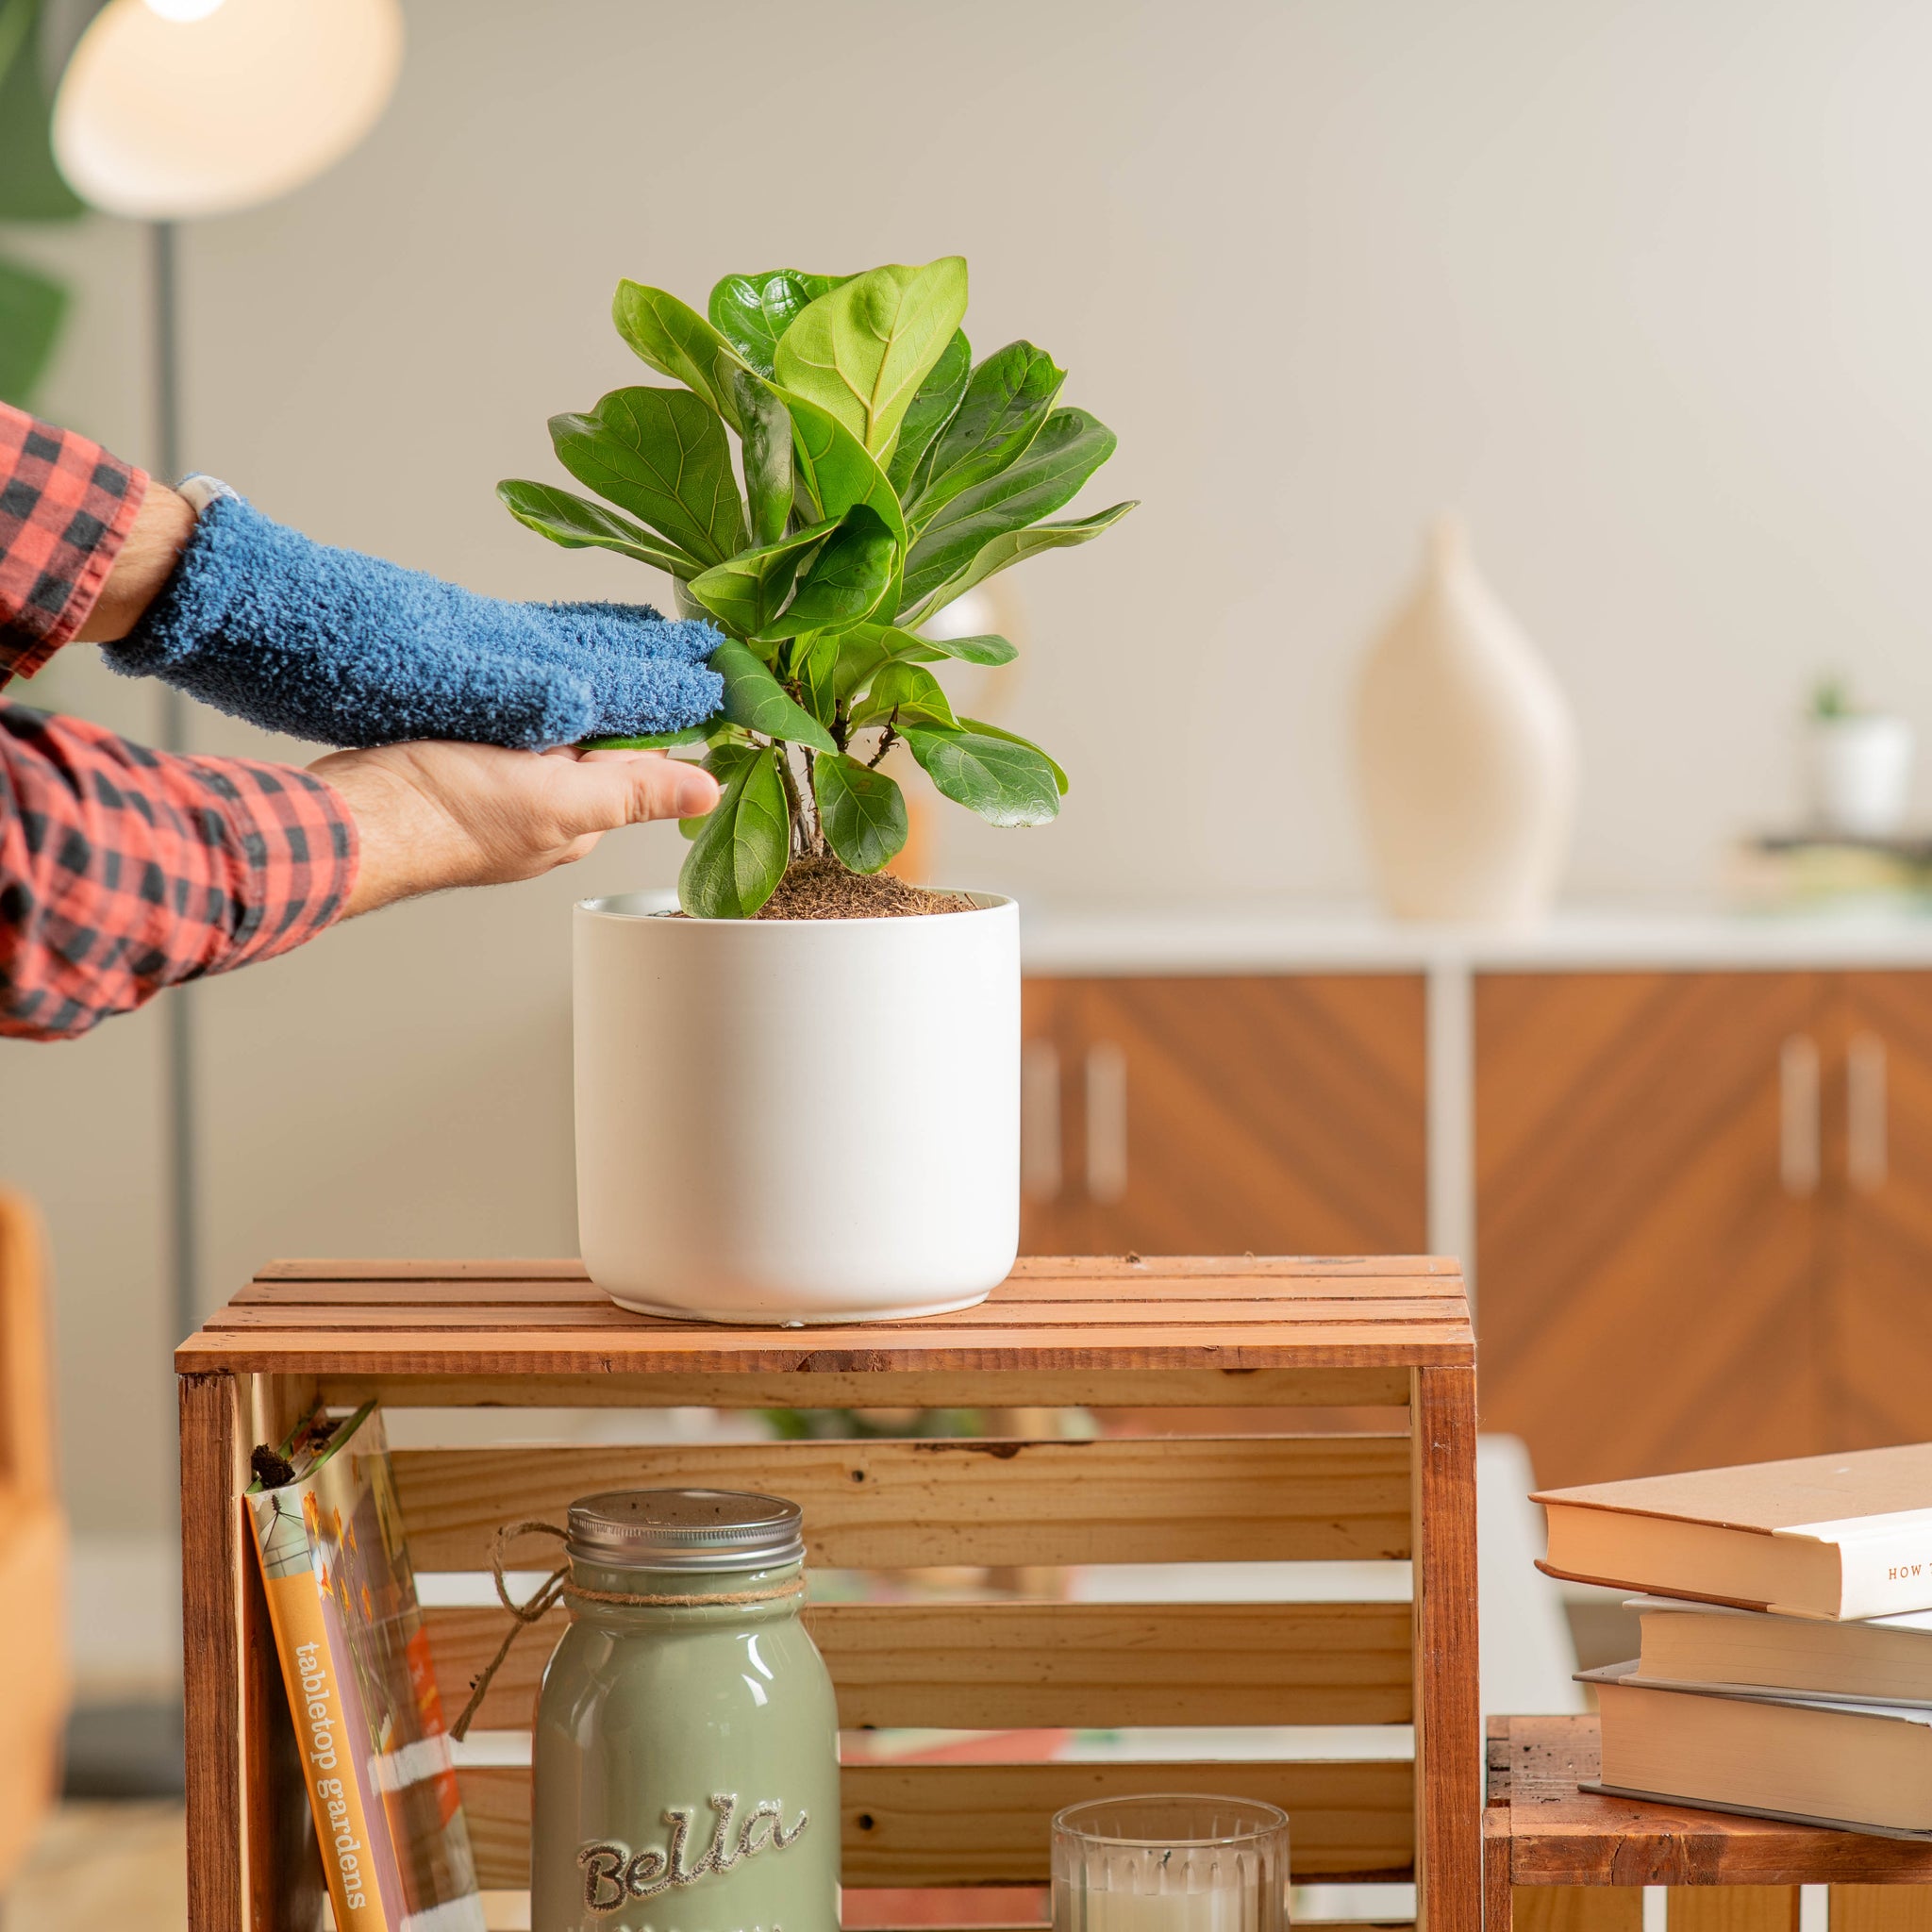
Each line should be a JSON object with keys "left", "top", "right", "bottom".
{"left": 1808, "top": 715, "right": 1915, "bottom": 840}
{"left": 1355, "top": 519, "right": 1578, "bottom": 925}
{"left": 574, "top": 891, "right": 1020, "bottom": 1324}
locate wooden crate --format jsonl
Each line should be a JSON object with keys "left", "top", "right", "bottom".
{"left": 176, "top": 1255, "right": 1478, "bottom": 1932}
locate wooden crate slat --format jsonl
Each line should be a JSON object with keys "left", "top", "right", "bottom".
{"left": 456, "top": 1758, "right": 1418, "bottom": 1889}
{"left": 393, "top": 1435, "right": 1414, "bottom": 1572}
{"left": 179, "top": 1321, "right": 1475, "bottom": 1376}
{"left": 255, "top": 1254, "right": 1459, "bottom": 1284}
{"left": 314, "top": 1365, "right": 1417, "bottom": 1410}
{"left": 208, "top": 1296, "right": 1464, "bottom": 1334}
{"left": 424, "top": 1598, "right": 1416, "bottom": 1732}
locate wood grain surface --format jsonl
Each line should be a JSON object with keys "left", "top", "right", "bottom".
{"left": 456, "top": 1757, "right": 1417, "bottom": 1889}
{"left": 1019, "top": 975, "right": 1427, "bottom": 1257}
{"left": 425, "top": 1597, "right": 1415, "bottom": 1732}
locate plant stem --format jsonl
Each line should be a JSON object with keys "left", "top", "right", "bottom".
{"left": 774, "top": 742, "right": 808, "bottom": 858}
{"left": 866, "top": 722, "right": 900, "bottom": 771}
{"left": 801, "top": 748, "right": 826, "bottom": 858}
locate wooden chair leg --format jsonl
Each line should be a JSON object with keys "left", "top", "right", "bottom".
{"left": 1515, "top": 1890, "right": 1642, "bottom": 1932}
{"left": 1831, "top": 1890, "right": 1932, "bottom": 1932}
{"left": 1670, "top": 1890, "right": 1802, "bottom": 1932}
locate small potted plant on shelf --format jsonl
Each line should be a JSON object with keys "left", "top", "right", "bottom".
{"left": 1807, "top": 675, "right": 1916, "bottom": 841}
{"left": 502, "top": 257, "right": 1134, "bottom": 1323}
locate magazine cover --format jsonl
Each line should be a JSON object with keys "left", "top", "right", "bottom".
{"left": 247, "top": 1403, "right": 486, "bottom": 1932}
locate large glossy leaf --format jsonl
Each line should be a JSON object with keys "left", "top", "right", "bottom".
{"left": 730, "top": 367, "right": 792, "bottom": 547}
{"left": 711, "top": 638, "right": 837, "bottom": 754}
{"left": 687, "top": 518, "right": 840, "bottom": 640}
{"left": 497, "top": 478, "right": 698, "bottom": 577}
{"left": 681, "top": 744, "right": 790, "bottom": 918}
{"left": 550, "top": 389, "right": 746, "bottom": 569}
{"left": 958, "top": 716, "right": 1068, "bottom": 794}
{"left": 908, "top": 341, "right": 1064, "bottom": 527}
{"left": 754, "top": 504, "right": 896, "bottom": 644}
{"left": 708, "top": 269, "right": 850, "bottom": 377}
{"left": 813, "top": 755, "right": 908, "bottom": 874}
{"left": 774, "top": 257, "right": 969, "bottom": 458}
{"left": 828, "top": 623, "right": 1014, "bottom": 702}
{"left": 0, "top": 255, "right": 65, "bottom": 408}
{"left": 850, "top": 661, "right": 957, "bottom": 729}
{"left": 886, "top": 327, "right": 971, "bottom": 497}
{"left": 899, "top": 408, "right": 1115, "bottom": 612}
{"left": 773, "top": 383, "right": 907, "bottom": 544}
{"left": 795, "top": 631, "right": 841, "bottom": 726}
{"left": 580, "top": 723, "right": 716, "bottom": 750}
{"left": 0, "top": 0, "right": 83, "bottom": 223}
{"left": 611, "top": 281, "right": 751, "bottom": 430}
{"left": 902, "top": 724, "right": 1060, "bottom": 827}
{"left": 899, "top": 499, "right": 1137, "bottom": 627}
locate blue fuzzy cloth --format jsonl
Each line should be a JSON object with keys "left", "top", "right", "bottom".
{"left": 107, "top": 491, "right": 724, "bottom": 750}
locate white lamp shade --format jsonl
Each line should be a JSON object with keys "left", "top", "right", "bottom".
{"left": 53, "top": 0, "right": 404, "bottom": 220}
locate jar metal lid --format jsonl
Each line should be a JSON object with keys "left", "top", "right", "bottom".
{"left": 565, "top": 1488, "right": 806, "bottom": 1572}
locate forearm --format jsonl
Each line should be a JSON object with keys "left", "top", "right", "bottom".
{"left": 0, "top": 701, "right": 358, "bottom": 1040}
{"left": 73, "top": 481, "right": 195, "bottom": 643}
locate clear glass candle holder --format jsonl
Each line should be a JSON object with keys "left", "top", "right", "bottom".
{"left": 1052, "top": 1794, "right": 1291, "bottom": 1932}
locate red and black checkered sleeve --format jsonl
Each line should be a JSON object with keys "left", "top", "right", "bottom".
{"left": 0, "top": 701, "right": 360, "bottom": 1040}
{"left": 0, "top": 402, "right": 147, "bottom": 683}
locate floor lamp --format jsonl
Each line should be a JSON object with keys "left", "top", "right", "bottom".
{"left": 52, "top": 0, "right": 403, "bottom": 1350}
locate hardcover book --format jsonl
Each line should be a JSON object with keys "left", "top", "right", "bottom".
{"left": 246, "top": 1403, "right": 486, "bottom": 1932}
{"left": 1630, "top": 1593, "right": 1932, "bottom": 1706}
{"left": 1533, "top": 1441, "right": 1932, "bottom": 1619}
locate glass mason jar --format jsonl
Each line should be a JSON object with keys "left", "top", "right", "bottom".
{"left": 531, "top": 1489, "right": 840, "bottom": 1932}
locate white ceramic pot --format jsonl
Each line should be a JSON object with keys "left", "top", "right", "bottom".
{"left": 1809, "top": 715, "right": 1915, "bottom": 840}
{"left": 1355, "top": 519, "right": 1578, "bottom": 925}
{"left": 575, "top": 891, "right": 1020, "bottom": 1324}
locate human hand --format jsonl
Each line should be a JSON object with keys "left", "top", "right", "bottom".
{"left": 309, "top": 741, "right": 721, "bottom": 918}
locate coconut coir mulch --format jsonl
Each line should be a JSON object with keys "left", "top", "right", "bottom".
{"left": 753, "top": 854, "right": 974, "bottom": 920}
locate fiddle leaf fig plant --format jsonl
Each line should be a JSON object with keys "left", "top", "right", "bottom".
{"left": 500, "top": 256, "right": 1135, "bottom": 916}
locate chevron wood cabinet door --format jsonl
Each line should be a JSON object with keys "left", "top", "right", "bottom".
{"left": 1020, "top": 974, "right": 1427, "bottom": 1257}
{"left": 1476, "top": 971, "right": 1829, "bottom": 1490}
{"left": 1825, "top": 972, "right": 1932, "bottom": 1450}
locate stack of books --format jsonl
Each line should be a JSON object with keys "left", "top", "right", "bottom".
{"left": 1535, "top": 1442, "right": 1932, "bottom": 1839}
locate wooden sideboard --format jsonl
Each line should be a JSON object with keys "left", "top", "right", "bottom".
{"left": 1020, "top": 910, "right": 1932, "bottom": 1490}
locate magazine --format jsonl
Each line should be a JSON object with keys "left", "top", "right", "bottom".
{"left": 246, "top": 1403, "right": 486, "bottom": 1932}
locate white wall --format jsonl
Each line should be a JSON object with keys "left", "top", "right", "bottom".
{"left": 11, "top": 0, "right": 1932, "bottom": 1555}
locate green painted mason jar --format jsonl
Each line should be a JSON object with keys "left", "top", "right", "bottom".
{"left": 531, "top": 1490, "right": 840, "bottom": 1932}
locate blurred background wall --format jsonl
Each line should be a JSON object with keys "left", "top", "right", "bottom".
{"left": 8, "top": 0, "right": 1932, "bottom": 1674}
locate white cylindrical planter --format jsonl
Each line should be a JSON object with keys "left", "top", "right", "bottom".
{"left": 1809, "top": 715, "right": 1915, "bottom": 840}
{"left": 575, "top": 891, "right": 1019, "bottom": 1324}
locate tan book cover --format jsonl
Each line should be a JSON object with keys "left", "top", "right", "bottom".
{"left": 1533, "top": 1442, "right": 1932, "bottom": 1619}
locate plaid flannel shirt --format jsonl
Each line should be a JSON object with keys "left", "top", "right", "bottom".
{"left": 1, "top": 404, "right": 358, "bottom": 1040}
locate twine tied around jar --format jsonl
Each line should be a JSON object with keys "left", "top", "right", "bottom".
{"left": 447, "top": 1519, "right": 808, "bottom": 1740}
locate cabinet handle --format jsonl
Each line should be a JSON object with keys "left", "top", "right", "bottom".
{"left": 1085, "top": 1041, "right": 1128, "bottom": 1204}
{"left": 1848, "top": 1031, "right": 1889, "bottom": 1194}
{"left": 1780, "top": 1034, "right": 1821, "bottom": 1198}
{"left": 1021, "top": 1040, "right": 1062, "bottom": 1202}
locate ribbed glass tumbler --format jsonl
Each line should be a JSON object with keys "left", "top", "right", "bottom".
{"left": 1052, "top": 1794, "right": 1291, "bottom": 1932}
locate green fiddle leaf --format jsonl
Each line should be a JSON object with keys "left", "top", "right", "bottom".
{"left": 899, "top": 499, "right": 1137, "bottom": 628}
{"left": 0, "top": 1, "right": 83, "bottom": 223}
{"left": 550, "top": 388, "right": 746, "bottom": 569}
{"left": 687, "top": 518, "right": 841, "bottom": 640}
{"left": 611, "top": 281, "right": 752, "bottom": 430}
{"left": 916, "top": 632, "right": 1017, "bottom": 666}
{"left": 795, "top": 631, "right": 841, "bottom": 727}
{"left": 680, "top": 744, "right": 790, "bottom": 918}
{"left": 708, "top": 268, "right": 850, "bottom": 377}
{"left": 754, "top": 504, "right": 896, "bottom": 644}
{"left": 773, "top": 382, "right": 908, "bottom": 544}
{"left": 899, "top": 408, "right": 1116, "bottom": 613}
{"left": 730, "top": 366, "right": 793, "bottom": 547}
{"left": 774, "top": 257, "right": 969, "bottom": 458}
{"left": 0, "top": 255, "right": 65, "bottom": 408}
{"left": 496, "top": 478, "right": 699, "bottom": 577}
{"left": 813, "top": 755, "right": 908, "bottom": 874}
{"left": 711, "top": 638, "right": 837, "bottom": 754}
{"left": 850, "top": 661, "right": 958, "bottom": 729}
{"left": 958, "top": 715, "right": 1067, "bottom": 794}
{"left": 908, "top": 341, "right": 1064, "bottom": 528}
{"left": 831, "top": 624, "right": 1017, "bottom": 701}
{"left": 886, "top": 327, "right": 971, "bottom": 497}
{"left": 902, "top": 724, "right": 1060, "bottom": 827}
{"left": 579, "top": 724, "right": 717, "bottom": 750}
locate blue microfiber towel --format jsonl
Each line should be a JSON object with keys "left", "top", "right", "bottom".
{"left": 107, "top": 491, "right": 724, "bottom": 750}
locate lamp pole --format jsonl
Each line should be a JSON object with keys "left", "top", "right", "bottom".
{"left": 152, "top": 216, "right": 199, "bottom": 1353}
